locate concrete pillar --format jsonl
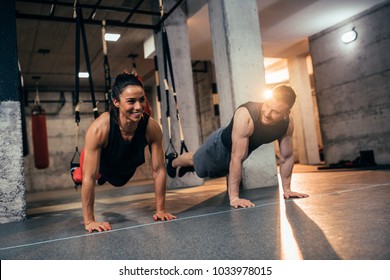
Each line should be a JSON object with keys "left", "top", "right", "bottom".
{"left": 288, "top": 56, "right": 320, "bottom": 164}
{"left": 208, "top": 0, "right": 278, "bottom": 189}
{"left": 154, "top": 0, "right": 203, "bottom": 188}
{"left": 0, "top": 0, "right": 26, "bottom": 223}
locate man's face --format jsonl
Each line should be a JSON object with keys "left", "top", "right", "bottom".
{"left": 261, "top": 98, "right": 290, "bottom": 125}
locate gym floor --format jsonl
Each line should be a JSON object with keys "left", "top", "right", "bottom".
{"left": 0, "top": 165, "right": 389, "bottom": 260}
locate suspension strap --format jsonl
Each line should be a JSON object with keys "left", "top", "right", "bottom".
{"left": 158, "top": 1, "right": 173, "bottom": 155}
{"left": 74, "top": 0, "right": 80, "bottom": 114}
{"left": 101, "top": 19, "right": 111, "bottom": 112}
{"left": 74, "top": 5, "right": 99, "bottom": 119}
{"left": 161, "top": 21, "right": 188, "bottom": 155}
{"left": 160, "top": 26, "right": 174, "bottom": 156}
{"left": 70, "top": 101, "right": 82, "bottom": 167}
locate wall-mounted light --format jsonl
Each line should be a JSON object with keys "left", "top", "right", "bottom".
{"left": 341, "top": 28, "right": 358, "bottom": 44}
{"left": 104, "top": 33, "right": 121, "bottom": 42}
{"left": 78, "top": 72, "right": 89, "bottom": 78}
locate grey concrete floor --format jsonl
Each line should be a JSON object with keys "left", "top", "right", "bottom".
{"left": 0, "top": 166, "right": 389, "bottom": 260}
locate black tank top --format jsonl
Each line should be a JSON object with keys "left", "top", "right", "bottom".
{"left": 99, "top": 111, "right": 149, "bottom": 186}
{"left": 221, "top": 102, "right": 289, "bottom": 155}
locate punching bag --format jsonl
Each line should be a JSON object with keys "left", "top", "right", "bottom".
{"left": 144, "top": 97, "right": 152, "bottom": 116}
{"left": 135, "top": 74, "right": 152, "bottom": 116}
{"left": 31, "top": 104, "right": 49, "bottom": 169}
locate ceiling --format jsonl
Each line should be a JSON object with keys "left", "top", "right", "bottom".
{"left": 15, "top": 0, "right": 387, "bottom": 93}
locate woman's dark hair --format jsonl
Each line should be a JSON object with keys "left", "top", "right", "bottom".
{"left": 111, "top": 73, "right": 144, "bottom": 102}
{"left": 110, "top": 73, "right": 144, "bottom": 121}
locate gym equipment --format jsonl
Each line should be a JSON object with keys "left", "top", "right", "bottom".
{"left": 74, "top": 4, "right": 99, "bottom": 119}
{"left": 318, "top": 150, "right": 378, "bottom": 170}
{"left": 129, "top": 53, "right": 152, "bottom": 116}
{"left": 101, "top": 19, "right": 111, "bottom": 112}
{"left": 157, "top": 1, "right": 191, "bottom": 177}
{"left": 70, "top": 3, "right": 100, "bottom": 188}
{"left": 70, "top": 101, "right": 82, "bottom": 188}
{"left": 31, "top": 78, "right": 49, "bottom": 169}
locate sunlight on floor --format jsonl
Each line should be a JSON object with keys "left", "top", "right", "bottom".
{"left": 278, "top": 176, "right": 303, "bottom": 260}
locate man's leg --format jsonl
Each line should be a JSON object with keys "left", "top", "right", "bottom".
{"left": 167, "top": 128, "right": 228, "bottom": 178}
{"left": 171, "top": 152, "right": 195, "bottom": 177}
{"left": 172, "top": 152, "right": 194, "bottom": 168}
{"left": 166, "top": 152, "right": 178, "bottom": 178}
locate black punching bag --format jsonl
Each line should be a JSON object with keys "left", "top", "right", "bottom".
{"left": 31, "top": 104, "right": 49, "bottom": 169}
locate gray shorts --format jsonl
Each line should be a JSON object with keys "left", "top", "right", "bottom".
{"left": 193, "top": 128, "right": 231, "bottom": 178}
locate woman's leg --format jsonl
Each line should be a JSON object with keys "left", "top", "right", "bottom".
{"left": 72, "top": 150, "right": 101, "bottom": 184}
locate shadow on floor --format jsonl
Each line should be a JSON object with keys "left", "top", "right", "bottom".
{"left": 285, "top": 201, "right": 341, "bottom": 259}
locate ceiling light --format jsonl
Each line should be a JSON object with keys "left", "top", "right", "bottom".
{"left": 78, "top": 72, "right": 89, "bottom": 78}
{"left": 104, "top": 33, "right": 121, "bottom": 42}
{"left": 341, "top": 28, "right": 357, "bottom": 44}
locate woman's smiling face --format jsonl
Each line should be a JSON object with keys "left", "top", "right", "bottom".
{"left": 114, "top": 85, "right": 146, "bottom": 122}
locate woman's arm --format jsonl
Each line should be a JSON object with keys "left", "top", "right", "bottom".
{"left": 146, "top": 118, "right": 177, "bottom": 221}
{"left": 81, "top": 112, "right": 112, "bottom": 232}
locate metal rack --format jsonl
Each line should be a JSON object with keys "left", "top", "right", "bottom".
{"left": 15, "top": 0, "right": 186, "bottom": 31}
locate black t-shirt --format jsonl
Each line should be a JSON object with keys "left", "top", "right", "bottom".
{"left": 99, "top": 111, "right": 149, "bottom": 186}
{"left": 220, "top": 101, "right": 289, "bottom": 155}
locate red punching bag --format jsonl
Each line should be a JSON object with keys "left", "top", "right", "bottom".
{"left": 32, "top": 104, "right": 49, "bottom": 169}
{"left": 135, "top": 74, "right": 152, "bottom": 116}
{"left": 144, "top": 97, "right": 152, "bottom": 116}
{"left": 132, "top": 62, "right": 153, "bottom": 116}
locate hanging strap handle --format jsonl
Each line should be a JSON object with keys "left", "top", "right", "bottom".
{"left": 70, "top": 101, "right": 82, "bottom": 167}
{"left": 74, "top": 101, "right": 82, "bottom": 152}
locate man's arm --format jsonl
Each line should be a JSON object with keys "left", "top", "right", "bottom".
{"left": 146, "top": 118, "right": 177, "bottom": 221}
{"left": 82, "top": 113, "right": 112, "bottom": 233}
{"left": 228, "top": 107, "right": 255, "bottom": 208}
{"left": 278, "top": 116, "right": 309, "bottom": 199}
